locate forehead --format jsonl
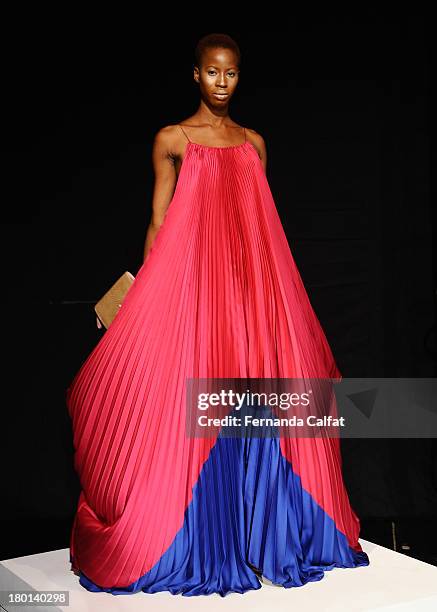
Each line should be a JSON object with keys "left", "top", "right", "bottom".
{"left": 202, "top": 46, "right": 238, "bottom": 67}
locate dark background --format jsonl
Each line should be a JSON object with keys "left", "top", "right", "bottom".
{"left": 2, "top": 17, "right": 435, "bottom": 563}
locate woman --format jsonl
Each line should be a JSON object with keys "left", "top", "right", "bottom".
{"left": 67, "top": 32, "right": 370, "bottom": 597}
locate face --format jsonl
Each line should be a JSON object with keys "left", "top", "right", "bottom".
{"left": 194, "top": 47, "right": 240, "bottom": 106}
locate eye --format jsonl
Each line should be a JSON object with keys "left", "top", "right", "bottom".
{"left": 208, "top": 70, "right": 216, "bottom": 75}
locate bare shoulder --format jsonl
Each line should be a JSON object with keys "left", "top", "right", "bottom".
{"left": 245, "top": 128, "right": 267, "bottom": 171}
{"left": 245, "top": 127, "right": 265, "bottom": 143}
{"left": 150, "top": 124, "right": 189, "bottom": 168}
{"left": 245, "top": 127, "right": 267, "bottom": 156}
{"left": 152, "top": 124, "right": 184, "bottom": 151}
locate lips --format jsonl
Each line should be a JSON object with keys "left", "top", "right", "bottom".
{"left": 213, "top": 93, "right": 228, "bottom": 97}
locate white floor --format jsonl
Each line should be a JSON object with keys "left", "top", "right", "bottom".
{"left": 1, "top": 540, "right": 437, "bottom": 612}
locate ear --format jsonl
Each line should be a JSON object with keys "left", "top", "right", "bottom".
{"left": 193, "top": 65, "right": 200, "bottom": 84}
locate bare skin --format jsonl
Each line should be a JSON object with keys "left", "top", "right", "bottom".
{"left": 97, "top": 48, "right": 267, "bottom": 328}
{"left": 142, "top": 46, "right": 267, "bottom": 264}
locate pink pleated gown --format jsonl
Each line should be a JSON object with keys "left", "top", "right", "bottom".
{"left": 66, "top": 124, "right": 369, "bottom": 597}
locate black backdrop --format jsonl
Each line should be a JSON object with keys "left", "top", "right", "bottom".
{"left": 1, "top": 17, "right": 435, "bottom": 559}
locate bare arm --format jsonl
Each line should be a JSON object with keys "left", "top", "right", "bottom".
{"left": 247, "top": 128, "right": 267, "bottom": 174}
{"left": 258, "top": 136, "right": 267, "bottom": 174}
{"left": 143, "top": 129, "right": 177, "bottom": 263}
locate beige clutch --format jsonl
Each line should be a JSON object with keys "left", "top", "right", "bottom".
{"left": 94, "top": 271, "right": 135, "bottom": 329}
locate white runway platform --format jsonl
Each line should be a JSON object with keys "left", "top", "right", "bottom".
{"left": 1, "top": 539, "right": 437, "bottom": 611}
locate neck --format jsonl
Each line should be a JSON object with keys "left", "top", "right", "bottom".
{"left": 194, "top": 99, "right": 231, "bottom": 127}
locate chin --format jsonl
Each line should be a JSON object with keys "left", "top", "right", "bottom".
{"left": 211, "top": 97, "right": 231, "bottom": 105}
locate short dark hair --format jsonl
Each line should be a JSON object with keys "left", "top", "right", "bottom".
{"left": 194, "top": 33, "right": 241, "bottom": 69}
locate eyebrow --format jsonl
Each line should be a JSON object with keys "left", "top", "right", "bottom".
{"left": 205, "top": 65, "right": 238, "bottom": 70}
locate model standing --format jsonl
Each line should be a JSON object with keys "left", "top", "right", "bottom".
{"left": 66, "top": 32, "right": 369, "bottom": 597}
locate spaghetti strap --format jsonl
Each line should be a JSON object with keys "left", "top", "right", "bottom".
{"left": 178, "top": 124, "right": 191, "bottom": 143}
{"left": 179, "top": 124, "right": 246, "bottom": 145}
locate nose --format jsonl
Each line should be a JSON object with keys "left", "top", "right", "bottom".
{"left": 216, "top": 74, "right": 227, "bottom": 87}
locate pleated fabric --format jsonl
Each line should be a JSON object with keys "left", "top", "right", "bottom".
{"left": 66, "top": 140, "right": 370, "bottom": 597}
